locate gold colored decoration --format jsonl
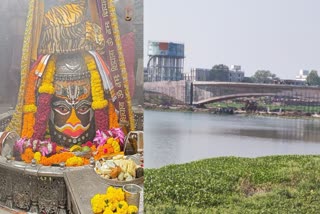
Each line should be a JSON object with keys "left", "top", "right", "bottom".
{"left": 6, "top": 0, "right": 36, "bottom": 134}
{"left": 107, "top": 0, "right": 135, "bottom": 130}
{"left": 31, "top": 0, "right": 44, "bottom": 61}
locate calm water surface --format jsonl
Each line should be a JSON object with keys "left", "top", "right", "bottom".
{"left": 144, "top": 110, "right": 320, "bottom": 168}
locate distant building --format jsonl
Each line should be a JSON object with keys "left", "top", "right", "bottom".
{"left": 188, "top": 65, "right": 244, "bottom": 82}
{"left": 190, "top": 68, "right": 211, "bottom": 81}
{"left": 229, "top": 65, "right": 244, "bottom": 82}
{"left": 146, "top": 41, "right": 185, "bottom": 82}
{"left": 296, "top": 69, "right": 309, "bottom": 81}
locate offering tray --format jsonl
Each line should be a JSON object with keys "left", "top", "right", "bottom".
{"left": 94, "top": 154, "right": 144, "bottom": 187}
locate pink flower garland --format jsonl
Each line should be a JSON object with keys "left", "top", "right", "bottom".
{"left": 13, "top": 138, "right": 58, "bottom": 158}
{"left": 94, "top": 108, "right": 109, "bottom": 133}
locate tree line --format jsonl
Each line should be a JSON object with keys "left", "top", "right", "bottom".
{"left": 211, "top": 64, "right": 320, "bottom": 85}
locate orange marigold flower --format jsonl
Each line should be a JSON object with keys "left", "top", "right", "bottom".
{"left": 21, "top": 148, "right": 35, "bottom": 163}
{"left": 40, "top": 152, "right": 74, "bottom": 166}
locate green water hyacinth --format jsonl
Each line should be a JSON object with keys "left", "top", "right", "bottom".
{"left": 144, "top": 155, "right": 320, "bottom": 213}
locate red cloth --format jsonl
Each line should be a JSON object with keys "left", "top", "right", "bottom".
{"left": 121, "top": 32, "right": 135, "bottom": 97}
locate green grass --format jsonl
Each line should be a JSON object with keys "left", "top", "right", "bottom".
{"left": 144, "top": 155, "right": 320, "bottom": 213}
{"left": 206, "top": 102, "right": 244, "bottom": 109}
{"left": 206, "top": 101, "right": 320, "bottom": 113}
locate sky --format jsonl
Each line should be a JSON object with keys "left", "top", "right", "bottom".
{"left": 144, "top": 0, "right": 320, "bottom": 79}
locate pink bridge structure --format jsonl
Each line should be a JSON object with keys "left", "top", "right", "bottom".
{"left": 144, "top": 81, "right": 320, "bottom": 107}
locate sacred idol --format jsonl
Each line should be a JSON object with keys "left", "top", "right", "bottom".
{"left": 0, "top": 0, "right": 143, "bottom": 213}
{"left": 3, "top": 0, "right": 137, "bottom": 151}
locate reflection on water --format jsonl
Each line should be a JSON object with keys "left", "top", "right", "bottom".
{"left": 226, "top": 117, "right": 320, "bottom": 142}
{"left": 144, "top": 111, "right": 320, "bottom": 168}
{"left": 227, "top": 125, "right": 320, "bottom": 142}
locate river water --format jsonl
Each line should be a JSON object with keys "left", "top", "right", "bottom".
{"left": 144, "top": 110, "right": 320, "bottom": 168}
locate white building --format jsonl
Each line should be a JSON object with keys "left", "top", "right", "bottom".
{"left": 296, "top": 69, "right": 309, "bottom": 81}
{"left": 229, "top": 65, "right": 244, "bottom": 82}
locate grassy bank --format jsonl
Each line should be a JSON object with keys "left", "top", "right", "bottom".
{"left": 144, "top": 155, "right": 320, "bottom": 213}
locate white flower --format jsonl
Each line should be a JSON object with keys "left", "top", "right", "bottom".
{"left": 48, "top": 143, "right": 53, "bottom": 154}
{"left": 25, "top": 139, "right": 31, "bottom": 147}
{"left": 32, "top": 140, "right": 38, "bottom": 150}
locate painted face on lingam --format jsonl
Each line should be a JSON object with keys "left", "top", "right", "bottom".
{"left": 49, "top": 54, "right": 95, "bottom": 147}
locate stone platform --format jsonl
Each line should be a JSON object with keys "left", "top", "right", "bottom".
{"left": 64, "top": 168, "right": 144, "bottom": 214}
{"left": 0, "top": 157, "right": 144, "bottom": 213}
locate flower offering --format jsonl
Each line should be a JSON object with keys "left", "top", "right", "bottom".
{"left": 14, "top": 129, "right": 125, "bottom": 167}
{"left": 91, "top": 186, "right": 138, "bottom": 214}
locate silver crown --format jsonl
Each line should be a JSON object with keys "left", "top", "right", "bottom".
{"left": 54, "top": 53, "right": 90, "bottom": 81}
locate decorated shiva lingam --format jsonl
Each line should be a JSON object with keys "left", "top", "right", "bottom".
{"left": 1, "top": 0, "right": 136, "bottom": 165}
{"left": 0, "top": 0, "right": 143, "bottom": 213}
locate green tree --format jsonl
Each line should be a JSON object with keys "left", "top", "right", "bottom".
{"left": 242, "top": 77, "right": 254, "bottom": 83}
{"left": 306, "top": 70, "right": 320, "bottom": 86}
{"left": 210, "top": 64, "right": 229, "bottom": 81}
{"left": 252, "top": 70, "right": 278, "bottom": 83}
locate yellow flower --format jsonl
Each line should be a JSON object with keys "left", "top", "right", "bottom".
{"left": 91, "top": 194, "right": 107, "bottom": 214}
{"left": 107, "top": 201, "right": 117, "bottom": 212}
{"left": 34, "top": 152, "right": 41, "bottom": 163}
{"left": 117, "top": 201, "right": 128, "bottom": 213}
{"left": 23, "top": 104, "right": 37, "bottom": 113}
{"left": 107, "top": 138, "right": 114, "bottom": 145}
{"left": 65, "top": 156, "right": 84, "bottom": 167}
{"left": 128, "top": 205, "right": 138, "bottom": 214}
{"left": 106, "top": 186, "right": 116, "bottom": 194}
{"left": 39, "top": 57, "right": 56, "bottom": 94}
{"left": 106, "top": 192, "right": 116, "bottom": 204}
{"left": 115, "top": 188, "right": 125, "bottom": 201}
{"left": 38, "top": 84, "right": 55, "bottom": 94}
{"left": 84, "top": 54, "right": 108, "bottom": 110}
{"left": 106, "top": 138, "right": 121, "bottom": 152}
{"left": 103, "top": 207, "right": 113, "bottom": 214}
{"left": 92, "top": 100, "right": 108, "bottom": 110}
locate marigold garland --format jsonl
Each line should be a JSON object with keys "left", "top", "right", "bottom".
{"left": 18, "top": 122, "right": 124, "bottom": 167}
{"left": 84, "top": 53, "right": 108, "bottom": 110}
{"left": 39, "top": 152, "right": 74, "bottom": 166}
{"left": 92, "top": 100, "right": 108, "bottom": 110}
{"left": 56, "top": 146, "right": 64, "bottom": 153}
{"left": 38, "top": 84, "right": 55, "bottom": 94}
{"left": 19, "top": 144, "right": 92, "bottom": 167}
{"left": 23, "top": 104, "right": 37, "bottom": 113}
{"left": 108, "top": 102, "right": 119, "bottom": 129}
{"left": 21, "top": 148, "right": 35, "bottom": 163}
{"left": 38, "top": 56, "right": 56, "bottom": 95}
{"left": 21, "top": 113, "right": 35, "bottom": 139}
{"left": 65, "top": 156, "right": 84, "bottom": 167}
{"left": 21, "top": 57, "right": 42, "bottom": 138}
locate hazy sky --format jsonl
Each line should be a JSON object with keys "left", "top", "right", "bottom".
{"left": 144, "top": 0, "right": 320, "bottom": 79}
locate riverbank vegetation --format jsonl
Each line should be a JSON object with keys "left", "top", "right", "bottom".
{"left": 144, "top": 155, "right": 320, "bottom": 213}
{"left": 207, "top": 101, "right": 320, "bottom": 114}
